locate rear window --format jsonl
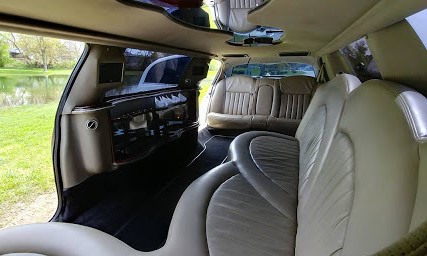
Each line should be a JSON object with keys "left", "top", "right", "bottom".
{"left": 340, "top": 37, "right": 381, "bottom": 82}
{"left": 226, "top": 62, "right": 316, "bottom": 78}
{"left": 105, "top": 49, "right": 191, "bottom": 97}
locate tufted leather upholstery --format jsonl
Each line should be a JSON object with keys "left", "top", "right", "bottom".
{"left": 207, "top": 75, "right": 318, "bottom": 135}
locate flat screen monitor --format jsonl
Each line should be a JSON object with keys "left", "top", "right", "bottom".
{"left": 99, "top": 63, "right": 123, "bottom": 84}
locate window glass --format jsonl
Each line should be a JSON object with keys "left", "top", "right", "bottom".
{"left": 406, "top": 8, "right": 427, "bottom": 49}
{"left": 105, "top": 49, "right": 192, "bottom": 97}
{"left": 0, "top": 31, "right": 83, "bottom": 228}
{"left": 340, "top": 37, "right": 381, "bottom": 82}
{"left": 228, "top": 62, "right": 316, "bottom": 78}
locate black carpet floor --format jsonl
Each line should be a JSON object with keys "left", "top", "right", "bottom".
{"left": 69, "top": 129, "right": 234, "bottom": 251}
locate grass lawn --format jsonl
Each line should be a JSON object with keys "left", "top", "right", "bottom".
{"left": 0, "top": 68, "right": 73, "bottom": 77}
{"left": 0, "top": 103, "right": 58, "bottom": 216}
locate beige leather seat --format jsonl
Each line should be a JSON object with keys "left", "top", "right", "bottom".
{"left": 209, "top": 74, "right": 361, "bottom": 255}
{"left": 207, "top": 75, "right": 257, "bottom": 129}
{"left": 267, "top": 76, "right": 318, "bottom": 134}
{"left": 207, "top": 75, "right": 317, "bottom": 135}
{"left": 213, "top": 0, "right": 263, "bottom": 32}
{"left": 248, "top": 77, "right": 276, "bottom": 129}
{"left": 1, "top": 77, "right": 427, "bottom": 256}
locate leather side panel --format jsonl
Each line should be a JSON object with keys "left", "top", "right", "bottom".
{"left": 209, "top": 79, "right": 227, "bottom": 114}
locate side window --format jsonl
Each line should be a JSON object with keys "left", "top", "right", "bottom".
{"left": 340, "top": 37, "right": 381, "bottom": 82}
{"left": 406, "top": 9, "right": 427, "bottom": 49}
{"left": 0, "top": 31, "right": 83, "bottom": 228}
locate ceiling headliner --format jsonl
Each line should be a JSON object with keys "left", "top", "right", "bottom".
{"left": 0, "top": 0, "right": 425, "bottom": 59}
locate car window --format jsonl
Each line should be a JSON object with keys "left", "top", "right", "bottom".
{"left": 406, "top": 8, "right": 427, "bottom": 49}
{"left": 0, "top": 31, "right": 84, "bottom": 228}
{"left": 227, "top": 62, "right": 316, "bottom": 78}
{"left": 340, "top": 37, "right": 381, "bottom": 82}
{"left": 105, "top": 49, "right": 192, "bottom": 97}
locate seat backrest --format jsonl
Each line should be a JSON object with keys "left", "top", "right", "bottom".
{"left": 295, "top": 74, "right": 361, "bottom": 209}
{"left": 209, "top": 75, "right": 257, "bottom": 115}
{"left": 276, "top": 76, "right": 317, "bottom": 120}
{"left": 213, "top": 0, "right": 260, "bottom": 32}
{"left": 296, "top": 80, "right": 427, "bottom": 256}
{"left": 253, "top": 78, "right": 276, "bottom": 116}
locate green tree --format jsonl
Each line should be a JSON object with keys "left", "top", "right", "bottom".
{"left": 18, "top": 35, "right": 66, "bottom": 72}
{"left": 0, "top": 39, "right": 11, "bottom": 67}
{"left": 0, "top": 32, "right": 82, "bottom": 71}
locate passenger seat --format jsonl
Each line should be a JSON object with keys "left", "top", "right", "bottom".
{"left": 268, "top": 76, "right": 317, "bottom": 134}
{"left": 207, "top": 75, "right": 257, "bottom": 129}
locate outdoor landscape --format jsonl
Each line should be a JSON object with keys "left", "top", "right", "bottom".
{"left": 0, "top": 32, "right": 82, "bottom": 228}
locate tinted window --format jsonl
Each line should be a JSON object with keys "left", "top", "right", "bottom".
{"left": 228, "top": 62, "right": 316, "bottom": 78}
{"left": 0, "top": 31, "right": 84, "bottom": 228}
{"left": 340, "top": 37, "right": 381, "bottom": 82}
{"left": 105, "top": 49, "right": 192, "bottom": 97}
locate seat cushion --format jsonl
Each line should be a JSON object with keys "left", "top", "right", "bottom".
{"left": 207, "top": 112, "right": 252, "bottom": 129}
{"left": 207, "top": 175, "right": 297, "bottom": 256}
{"left": 229, "top": 131, "right": 299, "bottom": 218}
{"left": 266, "top": 117, "right": 301, "bottom": 136}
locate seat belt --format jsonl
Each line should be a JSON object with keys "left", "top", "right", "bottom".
{"left": 371, "top": 220, "right": 427, "bottom": 256}
{"left": 316, "top": 63, "right": 326, "bottom": 84}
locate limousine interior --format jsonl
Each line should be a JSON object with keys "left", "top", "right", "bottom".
{"left": 0, "top": 0, "right": 426, "bottom": 255}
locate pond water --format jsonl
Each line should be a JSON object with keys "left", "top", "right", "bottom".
{"left": 0, "top": 75, "right": 69, "bottom": 107}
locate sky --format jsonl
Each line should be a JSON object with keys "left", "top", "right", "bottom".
{"left": 406, "top": 8, "right": 427, "bottom": 49}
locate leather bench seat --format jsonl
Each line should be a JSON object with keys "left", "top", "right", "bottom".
{"left": 203, "top": 78, "right": 427, "bottom": 256}
{"left": 207, "top": 75, "right": 318, "bottom": 135}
